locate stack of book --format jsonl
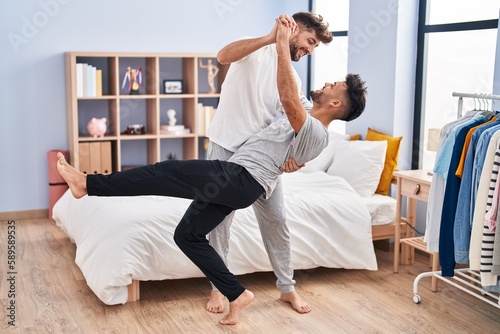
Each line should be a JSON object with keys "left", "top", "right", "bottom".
{"left": 76, "top": 63, "right": 102, "bottom": 97}
{"left": 197, "top": 103, "right": 216, "bottom": 135}
{"left": 160, "top": 124, "right": 190, "bottom": 135}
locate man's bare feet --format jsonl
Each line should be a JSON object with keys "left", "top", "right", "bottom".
{"left": 280, "top": 291, "right": 311, "bottom": 314}
{"left": 219, "top": 289, "right": 254, "bottom": 325}
{"left": 206, "top": 290, "right": 225, "bottom": 313}
{"left": 56, "top": 152, "right": 88, "bottom": 199}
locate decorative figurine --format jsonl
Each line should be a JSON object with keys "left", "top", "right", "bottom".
{"left": 167, "top": 109, "right": 177, "bottom": 126}
{"left": 122, "top": 66, "right": 143, "bottom": 94}
{"left": 87, "top": 117, "right": 107, "bottom": 138}
{"left": 199, "top": 59, "right": 219, "bottom": 94}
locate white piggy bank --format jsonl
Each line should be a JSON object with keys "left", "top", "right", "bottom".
{"left": 87, "top": 117, "right": 107, "bottom": 138}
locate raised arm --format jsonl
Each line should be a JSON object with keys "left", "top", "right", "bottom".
{"left": 276, "top": 18, "right": 307, "bottom": 134}
{"left": 217, "top": 19, "right": 279, "bottom": 64}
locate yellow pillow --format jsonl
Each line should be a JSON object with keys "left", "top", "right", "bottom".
{"left": 365, "top": 128, "right": 402, "bottom": 195}
{"left": 349, "top": 134, "right": 361, "bottom": 141}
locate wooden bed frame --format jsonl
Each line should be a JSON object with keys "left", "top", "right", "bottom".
{"left": 372, "top": 221, "right": 408, "bottom": 241}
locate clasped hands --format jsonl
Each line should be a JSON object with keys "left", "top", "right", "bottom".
{"left": 277, "top": 14, "right": 297, "bottom": 31}
{"left": 276, "top": 14, "right": 298, "bottom": 36}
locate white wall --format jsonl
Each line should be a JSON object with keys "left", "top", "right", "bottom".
{"left": 346, "top": 0, "right": 421, "bottom": 233}
{"left": 494, "top": 10, "right": 500, "bottom": 95}
{"left": 0, "top": 0, "right": 310, "bottom": 212}
{"left": 7, "top": 0, "right": 496, "bottom": 214}
{"left": 347, "top": 0, "right": 418, "bottom": 171}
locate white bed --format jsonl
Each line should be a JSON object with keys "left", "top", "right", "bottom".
{"left": 52, "top": 132, "right": 397, "bottom": 305}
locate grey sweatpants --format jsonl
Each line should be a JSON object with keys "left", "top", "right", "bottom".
{"left": 208, "top": 142, "right": 296, "bottom": 294}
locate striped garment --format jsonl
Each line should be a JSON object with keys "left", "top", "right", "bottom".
{"left": 480, "top": 140, "right": 500, "bottom": 287}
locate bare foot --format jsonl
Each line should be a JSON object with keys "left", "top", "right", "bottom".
{"left": 219, "top": 289, "right": 254, "bottom": 325}
{"left": 280, "top": 291, "right": 311, "bottom": 314}
{"left": 56, "top": 152, "right": 87, "bottom": 199}
{"left": 206, "top": 290, "right": 225, "bottom": 313}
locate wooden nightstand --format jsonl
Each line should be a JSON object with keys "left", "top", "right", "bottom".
{"left": 393, "top": 170, "right": 439, "bottom": 291}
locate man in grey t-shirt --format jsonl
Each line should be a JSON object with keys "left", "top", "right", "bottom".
{"left": 205, "top": 12, "right": 332, "bottom": 314}
{"left": 56, "top": 19, "right": 367, "bottom": 325}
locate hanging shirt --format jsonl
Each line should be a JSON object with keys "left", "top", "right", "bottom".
{"left": 484, "top": 145, "right": 500, "bottom": 233}
{"left": 439, "top": 117, "right": 486, "bottom": 277}
{"left": 425, "top": 110, "right": 480, "bottom": 252}
{"left": 454, "top": 119, "right": 500, "bottom": 263}
{"left": 492, "top": 208, "right": 500, "bottom": 276}
{"left": 479, "top": 141, "right": 500, "bottom": 287}
{"left": 471, "top": 125, "right": 500, "bottom": 213}
{"left": 469, "top": 129, "right": 500, "bottom": 271}
{"left": 456, "top": 117, "right": 497, "bottom": 178}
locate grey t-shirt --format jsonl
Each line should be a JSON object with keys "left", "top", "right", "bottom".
{"left": 228, "top": 114, "right": 328, "bottom": 198}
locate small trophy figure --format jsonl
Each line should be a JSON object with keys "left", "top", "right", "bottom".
{"left": 167, "top": 109, "right": 177, "bottom": 126}
{"left": 199, "top": 59, "right": 219, "bottom": 94}
{"left": 122, "top": 66, "right": 143, "bottom": 95}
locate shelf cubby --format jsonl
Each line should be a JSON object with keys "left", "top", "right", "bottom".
{"left": 65, "top": 52, "right": 227, "bottom": 172}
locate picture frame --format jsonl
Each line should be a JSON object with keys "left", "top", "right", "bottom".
{"left": 164, "top": 80, "right": 183, "bottom": 94}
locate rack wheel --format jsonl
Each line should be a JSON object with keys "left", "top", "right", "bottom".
{"left": 413, "top": 294, "right": 422, "bottom": 304}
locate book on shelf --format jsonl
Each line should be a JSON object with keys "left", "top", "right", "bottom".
{"left": 80, "top": 63, "right": 88, "bottom": 97}
{"left": 197, "top": 103, "right": 205, "bottom": 134}
{"left": 87, "top": 65, "right": 93, "bottom": 96}
{"left": 76, "top": 63, "right": 84, "bottom": 97}
{"left": 76, "top": 63, "right": 103, "bottom": 97}
{"left": 196, "top": 103, "right": 216, "bottom": 135}
{"left": 204, "top": 106, "right": 215, "bottom": 134}
{"left": 160, "top": 124, "right": 190, "bottom": 135}
{"left": 95, "top": 69, "right": 102, "bottom": 96}
{"left": 161, "top": 124, "right": 185, "bottom": 131}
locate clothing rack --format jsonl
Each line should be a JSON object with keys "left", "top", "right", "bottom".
{"left": 452, "top": 91, "right": 500, "bottom": 118}
{"left": 413, "top": 92, "right": 500, "bottom": 309}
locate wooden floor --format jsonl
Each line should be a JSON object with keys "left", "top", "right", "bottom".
{"left": 1, "top": 218, "right": 499, "bottom": 333}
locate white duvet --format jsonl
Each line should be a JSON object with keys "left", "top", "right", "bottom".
{"left": 53, "top": 171, "right": 377, "bottom": 305}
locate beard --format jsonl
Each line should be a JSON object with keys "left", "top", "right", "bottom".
{"left": 289, "top": 36, "right": 301, "bottom": 62}
{"left": 310, "top": 89, "right": 323, "bottom": 102}
{"left": 289, "top": 44, "right": 300, "bottom": 61}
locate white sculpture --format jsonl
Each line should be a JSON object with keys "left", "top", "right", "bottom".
{"left": 167, "top": 109, "right": 177, "bottom": 126}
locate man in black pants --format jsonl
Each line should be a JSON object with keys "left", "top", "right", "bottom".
{"left": 56, "top": 19, "right": 367, "bottom": 325}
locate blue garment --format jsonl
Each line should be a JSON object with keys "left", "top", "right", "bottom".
{"left": 454, "top": 119, "right": 500, "bottom": 264}
{"left": 439, "top": 118, "right": 486, "bottom": 277}
{"left": 470, "top": 124, "right": 500, "bottom": 222}
{"left": 425, "top": 110, "right": 478, "bottom": 252}
{"left": 434, "top": 112, "right": 479, "bottom": 179}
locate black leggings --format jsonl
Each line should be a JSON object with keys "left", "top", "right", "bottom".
{"left": 87, "top": 159, "right": 264, "bottom": 301}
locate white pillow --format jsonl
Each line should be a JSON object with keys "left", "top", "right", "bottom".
{"left": 326, "top": 140, "right": 387, "bottom": 197}
{"left": 300, "top": 132, "right": 350, "bottom": 173}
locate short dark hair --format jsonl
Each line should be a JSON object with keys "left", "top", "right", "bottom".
{"left": 344, "top": 74, "right": 367, "bottom": 122}
{"left": 292, "top": 12, "right": 333, "bottom": 44}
